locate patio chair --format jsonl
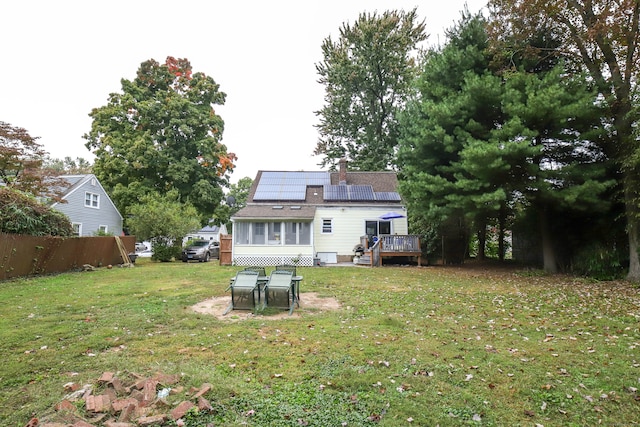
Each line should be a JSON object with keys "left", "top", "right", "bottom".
{"left": 244, "top": 266, "right": 266, "bottom": 277}
{"left": 275, "top": 264, "right": 296, "bottom": 276}
{"left": 264, "top": 270, "right": 296, "bottom": 315}
{"left": 224, "top": 270, "right": 260, "bottom": 315}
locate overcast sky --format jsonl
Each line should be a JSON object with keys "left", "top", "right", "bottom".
{"left": 1, "top": 1, "right": 486, "bottom": 183}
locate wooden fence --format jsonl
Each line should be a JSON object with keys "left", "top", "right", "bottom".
{"left": 0, "top": 233, "right": 136, "bottom": 281}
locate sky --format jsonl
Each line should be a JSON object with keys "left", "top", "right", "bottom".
{"left": 1, "top": 1, "right": 486, "bottom": 183}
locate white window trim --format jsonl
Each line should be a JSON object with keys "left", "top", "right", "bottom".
{"left": 84, "top": 191, "right": 100, "bottom": 209}
{"left": 98, "top": 225, "right": 108, "bottom": 233}
{"left": 72, "top": 223, "right": 82, "bottom": 236}
{"left": 322, "top": 218, "right": 333, "bottom": 234}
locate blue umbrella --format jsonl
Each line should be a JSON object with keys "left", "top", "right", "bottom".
{"left": 379, "top": 211, "right": 406, "bottom": 220}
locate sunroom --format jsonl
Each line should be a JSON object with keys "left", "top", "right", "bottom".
{"left": 231, "top": 205, "right": 316, "bottom": 266}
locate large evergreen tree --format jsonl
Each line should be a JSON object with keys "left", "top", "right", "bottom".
{"left": 398, "top": 12, "right": 611, "bottom": 270}
{"left": 84, "top": 57, "right": 236, "bottom": 222}
{"left": 314, "top": 9, "right": 427, "bottom": 170}
{"left": 487, "top": 0, "right": 640, "bottom": 280}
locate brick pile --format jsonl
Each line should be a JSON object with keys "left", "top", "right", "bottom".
{"left": 28, "top": 371, "right": 214, "bottom": 427}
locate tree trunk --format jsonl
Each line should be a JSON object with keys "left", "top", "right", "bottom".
{"left": 539, "top": 205, "right": 557, "bottom": 273}
{"left": 624, "top": 173, "right": 640, "bottom": 281}
{"left": 477, "top": 224, "right": 486, "bottom": 260}
{"left": 498, "top": 205, "right": 506, "bottom": 261}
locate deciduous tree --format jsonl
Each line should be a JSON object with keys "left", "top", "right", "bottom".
{"left": 84, "top": 57, "right": 236, "bottom": 223}
{"left": 127, "top": 190, "right": 201, "bottom": 262}
{"left": 0, "top": 121, "right": 65, "bottom": 201}
{"left": 314, "top": 9, "right": 427, "bottom": 170}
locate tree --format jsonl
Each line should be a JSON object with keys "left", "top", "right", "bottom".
{"left": 0, "top": 187, "right": 73, "bottom": 236}
{"left": 84, "top": 56, "right": 237, "bottom": 223}
{"left": 212, "top": 176, "right": 253, "bottom": 232}
{"left": 398, "top": 12, "right": 612, "bottom": 271}
{"left": 487, "top": 0, "right": 640, "bottom": 280}
{"left": 44, "top": 156, "right": 93, "bottom": 174}
{"left": 314, "top": 9, "right": 427, "bottom": 171}
{"left": 0, "top": 121, "right": 65, "bottom": 201}
{"left": 127, "top": 190, "right": 201, "bottom": 262}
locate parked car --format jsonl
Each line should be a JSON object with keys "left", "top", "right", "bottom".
{"left": 181, "top": 240, "right": 219, "bottom": 262}
{"left": 135, "top": 242, "right": 148, "bottom": 253}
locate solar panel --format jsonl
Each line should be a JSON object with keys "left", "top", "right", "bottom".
{"left": 348, "top": 185, "right": 375, "bottom": 201}
{"left": 254, "top": 172, "right": 330, "bottom": 200}
{"left": 375, "top": 192, "right": 402, "bottom": 201}
{"left": 323, "top": 185, "right": 349, "bottom": 200}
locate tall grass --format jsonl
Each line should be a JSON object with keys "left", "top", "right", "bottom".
{"left": 0, "top": 260, "right": 638, "bottom": 426}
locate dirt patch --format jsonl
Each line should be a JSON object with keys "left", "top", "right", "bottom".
{"left": 191, "top": 292, "right": 341, "bottom": 321}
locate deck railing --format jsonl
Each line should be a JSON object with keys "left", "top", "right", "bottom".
{"left": 379, "top": 235, "right": 421, "bottom": 252}
{"left": 359, "top": 234, "right": 422, "bottom": 267}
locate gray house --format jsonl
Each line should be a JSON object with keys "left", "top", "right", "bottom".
{"left": 51, "top": 174, "right": 123, "bottom": 236}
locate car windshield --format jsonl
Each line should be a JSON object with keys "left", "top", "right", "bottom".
{"left": 191, "top": 241, "right": 209, "bottom": 247}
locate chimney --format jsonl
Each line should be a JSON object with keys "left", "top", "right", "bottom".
{"left": 339, "top": 157, "right": 347, "bottom": 185}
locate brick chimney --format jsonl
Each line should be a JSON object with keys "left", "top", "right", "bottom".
{"left": 338, "top": 157, "right": 347, "bottom": 185}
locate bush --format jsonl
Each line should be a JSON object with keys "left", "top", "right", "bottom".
{"left": 571, "top": 243, "right": 627, "bottom": 280}
{"left": 0, "top": 187, "right": 73, "bottom": 236}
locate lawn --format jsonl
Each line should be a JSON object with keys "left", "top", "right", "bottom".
{"left": 0, "top": 259, "right": 638, "bottom": 426}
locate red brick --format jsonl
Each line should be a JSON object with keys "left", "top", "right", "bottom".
{"left": 112, "top": 397, "right": 138, "bottom": 412}
{"left": 170, "top": 401, "right": 195, "bottom": 420}
{"left": 142, "top": 380, "right": 158, "bottom": 404}
{"left": 197, "top": 396, "right": 213, "bottom": 411}
{"left": 193, "top": 383, "right": 212, "bottom": 398}
{"left": 118, "top": 401, "right": 137, "bottom": 422}
{"left": 110, "top": 377, "right": 125, "bottom": 394}
{"left": 54, "top": 399, "right": 76, "bottom": 412}
{"left": 137, "top": 415, "right": 166, "bottom": 426}
{"left": 86, "top": 394, "right": 111, "bottom": 413}
{"left": 98, "top": 372, "right": 115, "bottom": 383}
{"left": 104, "top": 422, "right": 135, "bottom": 427}
{"left": 152, "top": 372, "right": 179, "bottom": 385}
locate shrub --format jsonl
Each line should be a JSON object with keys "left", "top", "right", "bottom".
{"left": 0, "top": 187, "right": 73, "bottom": 236}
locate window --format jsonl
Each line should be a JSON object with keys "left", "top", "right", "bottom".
{"left": 85, "top": 192, "right": 99, "bottom": 208}
{"left": 251, "top": 222, "right": 266, "bottom": 245}
{"left": 72, "top": 223, "right": 82, "bottom": 236}
{"left": 285, "top": 222, "right": 311, "bottom": 245}
{"left": 235, "top": 221, "right": 311, "bottom": 246}
{"left": 322, "top": 218, "right": 333, "bottom": 234}
{"left": 268, "top": 222, "right": 281, "bottom": 245}
{"left": 98, "top": 225, "right": 108, "bottom": 234}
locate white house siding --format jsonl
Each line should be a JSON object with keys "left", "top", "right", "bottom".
{"left": 52, "top": 176, "right": 123, "bottom": 236}
{"left": 314, "top": 206, "right": 408, "bottom": 262}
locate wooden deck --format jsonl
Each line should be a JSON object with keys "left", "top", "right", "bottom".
{"left": 357, "top": 235, "right": 422, "bottom": 267}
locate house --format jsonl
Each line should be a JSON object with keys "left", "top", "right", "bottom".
{"left": 231, "top": 158, "right": 419, "bottom": 266}
{"left": 51, "top": 174, "right": 123, "bottom": 236}
{"left": 185, "top": 223, "right": 228, "bottom": 243}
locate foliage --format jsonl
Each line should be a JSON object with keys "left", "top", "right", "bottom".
{"left": 398, "top": 12, "right": 613, "bottom": 270}
{"left": 0, "top": 121, "right": 66, "bottom": 202}
{"left": 126, "top": 190, "right": 200, "bottom": 261}
{"left": 2, "top": 263, "right": 639, "bottom": 426}
{"left": 571, "top": 243, "right": 627, "bottom": 281}
{"left": 0, "top": 187, "right": 73, "bottom": 236}
{"left": 314, "top": 9, "right": 427, "bottom": 170}
{"left": 44, "top": 156, "right": 93, "bottom": 174}
{"left": 487, "top": 0, "right": 640, "bottom": 280}
{"left": 84, "top": 56, "right": 237, "bottom": 223}
{"left": 212, "top": 176, "right": 253, "bottom": 232}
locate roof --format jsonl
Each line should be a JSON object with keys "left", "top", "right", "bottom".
{"left": 232, "top": 168, "right": 403, "bottom": 220}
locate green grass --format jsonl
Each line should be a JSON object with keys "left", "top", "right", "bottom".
{"left": 1, "top": 259, "right": 639, "bottom": 426}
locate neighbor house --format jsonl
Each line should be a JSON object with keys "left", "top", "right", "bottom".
{"left": 51, "top": 174, "right": 123, "bottom": 236}
{"left": 231, "top": 159, "right": 420, "bottom": 266}
{"left": 185, "top": 223, "right": 228, "bottom": 243}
